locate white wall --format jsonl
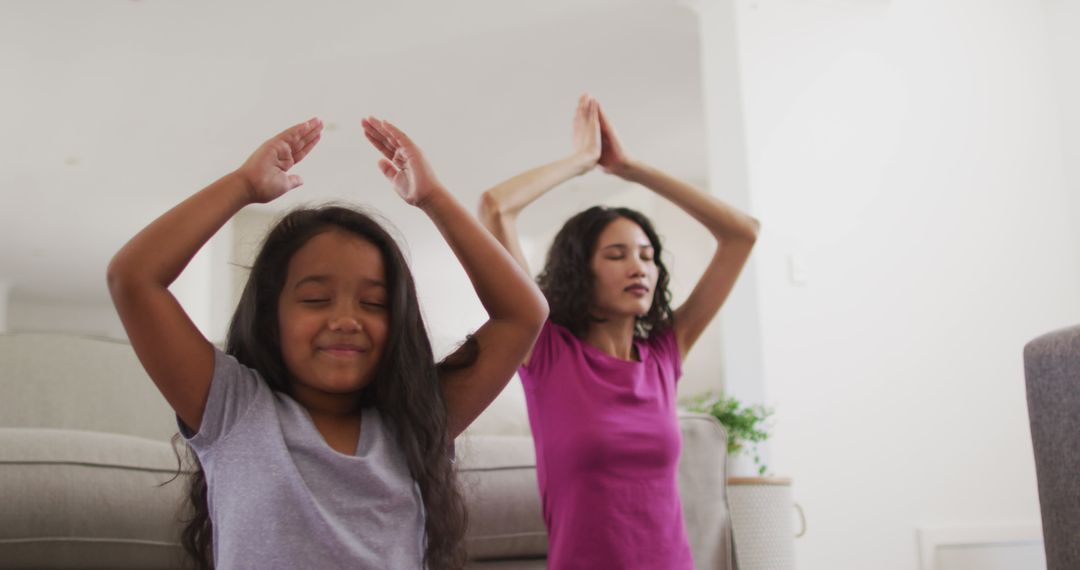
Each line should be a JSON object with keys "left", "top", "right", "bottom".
{"left": 7, "top": 219, "right": 234, "bottom": 343}
{"left": 1046, "top": 0, "right": 1080, "bottom": 251}
{"left": 8, "top": 300, "right": 126, "bottom": 339}
{"left": 693, "top": 0, "right": 768, "bottom": 416}
{"left": 705, "top": 0, "right": 1080, "bottom": 568}
{"left": 167, "top": 220, "right": 234, "bottom": 344}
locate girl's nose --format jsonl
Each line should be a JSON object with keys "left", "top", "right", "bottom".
{"left": 328, "top": 314, "right": 362, "bottom": 333}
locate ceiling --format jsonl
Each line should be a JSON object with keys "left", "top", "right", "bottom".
{"left": 0, "top": 0, "right": 707, "bottom": 305}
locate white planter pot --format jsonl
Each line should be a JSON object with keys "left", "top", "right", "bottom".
{"left": 727, "top": 476, "right": 806, "bottom": 570}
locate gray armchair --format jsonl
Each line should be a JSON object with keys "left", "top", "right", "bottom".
{"left": 1023, "top": 324, "right": 1080, "bottom": 570}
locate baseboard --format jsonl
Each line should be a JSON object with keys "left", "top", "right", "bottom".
{"left": 917, "top": 522, "right": 1044, "bottom": 570}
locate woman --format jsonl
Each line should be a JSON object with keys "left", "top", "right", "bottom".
{"left": 478, "top": 95, "right": 759, "bottom": 569}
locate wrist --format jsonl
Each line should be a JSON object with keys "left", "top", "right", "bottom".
{"left": 416, "top": 185, "right": 453, "bottom": 215}
{"left": 569, "top": 151, "right": 599, "bottom": 176}
{"left": 225, "top": 170, "right": 260, "bottom": 205}
{"left": 610, "top": 158, "right": 643, "bottom": 181}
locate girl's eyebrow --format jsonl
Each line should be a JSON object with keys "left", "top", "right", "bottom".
{"left": 294, "top": 275, "right": 331, "bottom": 289}
{"left": 293, "top": 275, "right": 386, "bottom": 289}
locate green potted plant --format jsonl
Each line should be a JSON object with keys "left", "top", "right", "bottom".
{"left": 681, "top": 391, "right": 774, "bottom": 476}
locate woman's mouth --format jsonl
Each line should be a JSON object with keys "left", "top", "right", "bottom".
{"left": 624, "top": 284, "right": 649, "bottom": 297}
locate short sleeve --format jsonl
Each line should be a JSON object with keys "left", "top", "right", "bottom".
{"left": 520, "top": 319, "right": 570, "bottom": 383}
{"left": 646, "top": 327, "right": 683, "bottom": 383}
{"left": 177, "top": 348, "right": 265, "bottom": 453}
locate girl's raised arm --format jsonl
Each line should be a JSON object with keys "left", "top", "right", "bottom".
{"left": 596, "top": 102, "right": 760, "bottom": 360}
{"left": 477, "top": 94, "right": 601, "bottom": 276}
{"left": 363, "top": 117, "right": 548, "bottom": 439}
{"left": 107, "top": 118, "right": 323, "bottom": 432}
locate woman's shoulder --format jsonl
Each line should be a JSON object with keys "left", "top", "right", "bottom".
{"left": 520, "top": 319, "right": 581, "bottom": 378}
{"left": 643, "top": 325, "right": 680, "bottom": 361}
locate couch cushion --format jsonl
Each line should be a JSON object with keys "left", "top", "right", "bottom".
{"left": 0, "top": 333, "right": 178, "bottom": 442}
{"left": 456, "top": 435, "right": 548, "bottom": 560}
{"left": 0, "top": 428, "right": 189, "bottom": 569}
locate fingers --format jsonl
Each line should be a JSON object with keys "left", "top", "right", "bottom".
{"left": 276, "top": 117, "right": 323, "bottom": 165}
{"left": 361, "top": 117, "right": 428, "bottom": 181}
{"left": 364, "top": 117, "right": 396, "bottom": 145}
{"left": 298, "top": 123, "right": 322, "bottom": 149}
{"left": 363, "top": 117, "right": 402, "bottom": 160}
{"left": 376, "top": 158, "right": 399, "bottom": 182}
{"left": 280, "top": 117, "right": 322, "bottom": 144}
{"left": 292, "top": 131, "right": 321, "bottom": 164}
{"left": 597, "top": 103, "right": 613, "bottom": 131}
{"left": 574, "top": 93, "right": 593, "bottom": 124}
{"left": 286, "top": 174, "right": 304, "bottom": 190}
{"left": 391, "top": 147, "right": 408, "bottom": 170}
{"left": 375, "top": 119, "right": 416, "bottom": 150}
{"left": 363, "top": 120, "right": 396, "bottom": 160}
{"left": 365, "top": 117, "right": 423, "bottom": 170}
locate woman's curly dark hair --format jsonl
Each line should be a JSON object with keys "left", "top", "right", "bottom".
{"left": 537, "top": 206, "right": 673, "bottom": 339}
{"left": 173, "top": 204, "right": 471, "bottom": 570}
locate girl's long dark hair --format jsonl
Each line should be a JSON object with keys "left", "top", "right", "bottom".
{"left": 176, "top": 205, "right": 470, "bottom": 569}
{"left": 536, "top": 206, "right": 673, "bottom": 339}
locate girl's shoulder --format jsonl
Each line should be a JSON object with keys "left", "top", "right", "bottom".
{"left": 181, "top": 348, "right": 270, "bottom": 452}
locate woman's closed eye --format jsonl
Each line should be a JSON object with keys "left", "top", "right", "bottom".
{"left": 604, "top": 254, "right": 653, "bottom": 262}
{"left": 301, "top": 298, "right": 330, "bottom": 304}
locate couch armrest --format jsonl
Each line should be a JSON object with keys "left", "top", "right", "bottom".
{"left": 0, "top": 428, "right": 189, "bottom": 569}
{"left": 678, "top": 412, "right": 735, "bottom": 570}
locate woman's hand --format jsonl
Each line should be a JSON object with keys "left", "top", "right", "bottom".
{"left": 571, "top": 93, "right": 601, "bottom": 169}
{"left": 363, "top": 117, "right": 445, "bottom": 207}
{"left": 234, "top": 117, "right": 323, "bottom": 204}
{"left": 596, "top": 102, "right": 632, "bottom": 177}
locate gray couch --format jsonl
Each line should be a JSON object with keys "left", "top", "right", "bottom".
{"left": 0, "top": 332, "right": 735, "bottom": 569}
{"left": 1024, "top": 324, "right": 1080, "bottom": 570}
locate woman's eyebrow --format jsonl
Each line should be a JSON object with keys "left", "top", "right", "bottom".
{"left": 600, "top": 243, "right": 653, "bottom": 251}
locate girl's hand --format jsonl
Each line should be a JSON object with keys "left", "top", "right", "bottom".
{"left": 597, "top": 102, "right": 632, "bottom": 177}
{"left": 234, "top": 118, "right": 323, "bottom": 204}
{"left": 571, "top": 93, "right": 601, "bottom": 168}
{"left": 363, "top": 117, "right": 445, "bottom": 207}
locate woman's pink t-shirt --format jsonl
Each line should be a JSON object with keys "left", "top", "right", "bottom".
{"left": 518, "top": 320, "right": 694, "bottom": 570}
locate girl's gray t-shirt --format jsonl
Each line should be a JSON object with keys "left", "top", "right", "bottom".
{"left": 179, "top": 349, "right": 426, "bottom": 569}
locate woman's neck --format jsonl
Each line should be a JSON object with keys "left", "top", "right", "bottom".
{"left": 584, "top": 317, "right": 639, "bottom": 361}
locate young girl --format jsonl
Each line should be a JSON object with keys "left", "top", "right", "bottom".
{"left": 478, "top": 95, "right": 760, "bottom": 569}
{"left": 107, "top": 117, "right": 548, "bottom": 569}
